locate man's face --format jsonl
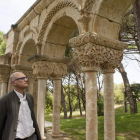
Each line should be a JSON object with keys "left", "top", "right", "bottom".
{"left": 12, "top": 72, "right": 28, "bottom": 89}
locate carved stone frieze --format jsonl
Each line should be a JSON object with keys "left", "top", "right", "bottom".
{"left": 0, "top": 65, "right": 11, "bottom": 83}
{"left": 69, "top": 31, "right": 127, "bottom": 51}
{"left": 38, "top": 1, "right": 79, "bottom": 42}
{"left": 32, "top": 61, "right": 67, "bottom": 79}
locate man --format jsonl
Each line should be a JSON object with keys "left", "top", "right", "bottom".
{"left": 0, "top": 72, "right": 41, "bottom": 140}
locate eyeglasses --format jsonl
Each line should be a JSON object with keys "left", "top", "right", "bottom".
{"left": 14, "top": 77, "right": 28, "bottom": 81}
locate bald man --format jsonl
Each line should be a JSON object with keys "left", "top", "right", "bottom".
{"left": 0, "top": 72, "right": 41, "bottom": 140}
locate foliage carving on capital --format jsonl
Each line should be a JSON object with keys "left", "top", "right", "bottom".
{"left": 51, "top": 63, "right": 67, "bottom": 79}
{"left": 0, "top": 65, "right": 11, "bottom": 83}
{"left": 73, "top": 43, "right": 123, "bottom": 71}
{"left": 32, "top": 61, "right": 67, "bottom": 79}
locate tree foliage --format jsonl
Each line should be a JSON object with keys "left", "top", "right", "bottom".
{"left": 0, "top": 31, "right": 6, "bottom": 55}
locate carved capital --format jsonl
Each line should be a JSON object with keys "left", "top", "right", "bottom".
{"left": 70, "top": 32, "right": 125, "bottom": 71}
{"left": 51, "top": 63, "right": 67, "bottom": 79}
{"left": 0, "top": 65, "right": 11, "bottom": 83}
{"left": 32, "top": 61, "right": 67, "bottom": 79}
{"left": 73, "top": 43, "right": 123, "bottom": 71}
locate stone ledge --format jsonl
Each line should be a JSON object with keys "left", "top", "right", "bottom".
{"left": 28, "top": 55, "right": 71, "bottom": 64}
{"left": 69, "top": 31, "right": 128, "bottom": 51}
{"left": 11, "top": 64, "right": 33, "bottom": 71}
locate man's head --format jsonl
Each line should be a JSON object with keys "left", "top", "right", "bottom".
{"left": 10, "top": 72, "right": 28, "bottom": 90}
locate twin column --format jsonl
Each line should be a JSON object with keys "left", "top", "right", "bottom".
{"left": 32, "top": 61, "right": 67, "bottom": 139}
{"left": 84, "top": 69, "right": 115, "bottom": 140}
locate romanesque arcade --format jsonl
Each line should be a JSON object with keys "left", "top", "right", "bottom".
{"left": 0, "top": 0, "right": 135, "bottom": 139}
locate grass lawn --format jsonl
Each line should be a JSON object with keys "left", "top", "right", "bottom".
{"left": 45, "top": 102, "right": 140, "bottom": 140}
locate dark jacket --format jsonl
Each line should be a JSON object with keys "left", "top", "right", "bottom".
{"left": 0, "top": 90, "right": 41, "bottom": 140}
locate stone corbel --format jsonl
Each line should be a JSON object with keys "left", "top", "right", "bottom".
{"left": 78, "top": 15, "right": 90, "bottom": 34}
{"left": 11, "top": 24, "right": 20, "bottom": 32}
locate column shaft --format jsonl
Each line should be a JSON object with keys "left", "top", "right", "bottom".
{"left": 37, "top": 79, "right": 46, "bottom": 140}
{"left": 1, "top": 82, "right": 8, "bottom": 97}
{"left": 52, "top": 79, "right": 61, "bottom": 137}
{"left": 85, "top": 72, "right": 98, "bottom": 140}
{"left": 28, "top": 82, "right": 34, "bottom": 95}
{"left": 104, "top": 73, "right": 115, "bottom": 140}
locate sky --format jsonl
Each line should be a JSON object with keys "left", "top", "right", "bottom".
{"left": 0, "top": 0, "right": 140, "bottom": 85}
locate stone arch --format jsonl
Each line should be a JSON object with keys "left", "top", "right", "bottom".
{"left": 89, "top": 0, "right": 135, "bottom": 39}
{"left": 38, "top": 0, "right": 81, "bottom": 43}
{"left": 40, "top": 5, "right": 82, "bottom": 57}
{"left": 19, "top": 36, "right": 37, "bottom": 66}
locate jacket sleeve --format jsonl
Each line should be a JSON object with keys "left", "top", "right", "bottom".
{"left": 0, "top": 97, "right": 7, "bottom": 140}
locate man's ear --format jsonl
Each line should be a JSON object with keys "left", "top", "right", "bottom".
{"left": 11, "top": 81, "right": 16, "bottom": 86}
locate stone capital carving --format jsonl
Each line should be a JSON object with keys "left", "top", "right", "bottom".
{"left": 32, "top": 61, "right": 67, "bottom": 79}
{"left": 0, "top": 65, "right": 11, "bottom": 83}
{"left": 69, "top": 32, "right": 125, "bottom": 71}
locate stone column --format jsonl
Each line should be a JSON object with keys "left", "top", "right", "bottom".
{"left": 37, "top": 79, "right": 46, "bottom": 140}
{"left": 102, "top": 69, "right": 115, "bottom": 140}
{"left": 32, "top": 61, "right": 50, "bottom": 140}
{"left": 0, "top": 65, "right": 11, "bottom": 97}
{"left": 51, "top": 78, "right": 62, "bottom": 137}
{"left": 50, "top": 63, "right": 67, "bottom": 138}
{"left": 84, "top": 68, "right": 98, "bottom": 140}
{"left": 1, "top": 82, "right": 8, "bottom": 96}
{"left": 28, "top": 77, "right": 35, "bottom": 96}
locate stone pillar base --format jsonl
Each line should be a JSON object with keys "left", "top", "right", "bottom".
{"left": 41, "top": 136, "right": 46, "bottom": 140}
{"left": 51, "top": 134, "right": 61, "bottom": 138}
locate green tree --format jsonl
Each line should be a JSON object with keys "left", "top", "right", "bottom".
{"left": 114, "top": 83, "right": 124, "bottom": 104}
{"left": 131, "top": 83, "right": 140, "bottom": 113}
{"left": 0, "top": 31, "right": 6, "bottom": 55}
